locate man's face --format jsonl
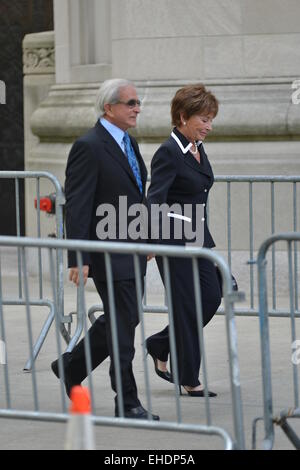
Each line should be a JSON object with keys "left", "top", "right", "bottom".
{"left": 104, "top": 85, "right": 141, "bottom": 131}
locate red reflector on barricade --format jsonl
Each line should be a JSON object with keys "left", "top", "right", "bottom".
{"left": 34, "top": 197, "right": 54, "bottom": 213}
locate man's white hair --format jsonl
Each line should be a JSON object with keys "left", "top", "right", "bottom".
{"left": 95, "top": 78, "right": 134, "bottom": 118}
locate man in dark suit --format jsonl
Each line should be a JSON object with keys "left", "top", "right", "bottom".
{"left": 51, "top": 79, "right": 159, "bottom": 420}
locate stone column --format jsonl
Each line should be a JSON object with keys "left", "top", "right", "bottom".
{"left": 54, "top": 0, "right": 111, "bottom": 84}
{"left": 23, "top": 31, "right": 56, "bottom": 239}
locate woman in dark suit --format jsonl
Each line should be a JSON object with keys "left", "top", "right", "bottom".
{"left": 146, "top": 84, "right": 222, "bottom": 397}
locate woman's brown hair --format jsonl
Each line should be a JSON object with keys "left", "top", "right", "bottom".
{"left": 171, "top": 84, "right": 219, "bottom": 127}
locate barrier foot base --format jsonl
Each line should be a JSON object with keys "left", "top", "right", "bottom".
{"left": 279, "top": 419, "right": 300, "bottom": 449}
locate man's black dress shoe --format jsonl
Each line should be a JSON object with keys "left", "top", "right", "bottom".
{"left": 115, "top": 405, "right": 160, "bottom": 421}
{"left": 51, "top": 353, "right": 78, "bottom": 398}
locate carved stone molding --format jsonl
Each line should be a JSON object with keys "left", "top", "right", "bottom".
{"left": 23, "top": 31, "right": 55, "bottom": 75}
{"left": 30, "top": 79, "right": 300, "bottom": 142}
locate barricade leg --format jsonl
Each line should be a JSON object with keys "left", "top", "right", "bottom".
{"left": 23, "top": 304, "right": 55, "bottom": 371}
{"left": 278, "top": 419, "right": 300, "bottom": 449}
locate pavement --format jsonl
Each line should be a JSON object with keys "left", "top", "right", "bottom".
{"left": 0, "top": 246, "right": 299, "bottom": 451}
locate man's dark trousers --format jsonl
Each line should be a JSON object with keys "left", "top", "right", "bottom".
{"left": 67, "top": 276, "right": 144, "bottom": 412}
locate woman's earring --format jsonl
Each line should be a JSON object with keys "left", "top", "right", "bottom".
{"left": 183, "top": 121, "right": 186, "bottom": 126}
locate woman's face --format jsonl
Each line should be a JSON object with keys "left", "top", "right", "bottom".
{"left": 180, "top": 113, "right": 214, "bottom": 142}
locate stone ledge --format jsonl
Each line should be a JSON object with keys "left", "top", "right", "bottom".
{"left": 30, "top": 80, "right": 300, "bottom": 140}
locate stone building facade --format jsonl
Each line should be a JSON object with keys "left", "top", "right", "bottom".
{"left": 24, "top": 0, "right": 300, "bottom": 255}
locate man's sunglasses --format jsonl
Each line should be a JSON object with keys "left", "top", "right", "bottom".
{"left": 116, "top": 99, "right": 141, "bottom": 108}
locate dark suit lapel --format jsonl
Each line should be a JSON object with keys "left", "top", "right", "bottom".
{"left": 171, "top": 128, "right": 212, "bottom": 178}
{"left": 184, "top": 145, "right": 212, "bottom": 178}
{"left": 104, "top": 139, "right": 134, "bottom": 180}
{"left": 95, "top": 122, "right": 144, "bottom": 192}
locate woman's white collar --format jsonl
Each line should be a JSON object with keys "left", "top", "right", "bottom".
{"left": 171, "top": 132, "right": 202, "bottom": 154}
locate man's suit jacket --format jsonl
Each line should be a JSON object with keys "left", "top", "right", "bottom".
{"left": 65, "top": 121, "right": 148, "bottom": 281}
{"left": 147, "top": 127, "right": 215, "bottom": 248}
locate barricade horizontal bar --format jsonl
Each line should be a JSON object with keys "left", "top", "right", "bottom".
{"left": 0, "top": 235, "right": 225, "bottom": 257}
{"left": 143, "top": 306, "right": 300, "bottom": 318}
{"left": 258, "top": 232, "right": 300, "bottom": 258}
{"left": 93, "top": 417, "right": 234, "bottom": 449}
{"left": 89, "top": 305, "right": 300, "bottom": 318}
{"left": 1, "top": 300, "right": 53, "bottom": 308}
{"left": 232, "top": 309, "right": 300, "bottom": 318}
{"left": 0, "top": 410, "right": 68, "bottom": 423}
{"left": 215, "top": 176, "right": 300, "bottom": 182}
{"left": 0, "top": 171, "right": 65, "bottom": 204}
{"left": 0, "top": 411, "right": 233, "bottom": 450}
{"left": 146, "top": 175, "right": 300, "bottom": 183}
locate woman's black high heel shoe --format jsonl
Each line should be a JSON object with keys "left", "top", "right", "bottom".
{"left": 147, "top": 351, "right": 172, "bottom": 383}
{"left": 179, "top": 385, "right": 217, "bottom": 397}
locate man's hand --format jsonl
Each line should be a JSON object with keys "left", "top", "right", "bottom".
{"left": 69, "top": 265, "right": 89, "bottom": 286}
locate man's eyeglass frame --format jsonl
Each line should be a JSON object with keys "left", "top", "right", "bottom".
{"left": 115, "top": 99, "right": 142, "bottom": 108}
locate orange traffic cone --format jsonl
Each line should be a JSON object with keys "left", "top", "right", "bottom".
{"left": 65, "top": 386, "right": 95, "bottom": 450}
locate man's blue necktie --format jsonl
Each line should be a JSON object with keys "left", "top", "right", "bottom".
{"left": 123, "top": 132, "right": 143, "bottom": 193}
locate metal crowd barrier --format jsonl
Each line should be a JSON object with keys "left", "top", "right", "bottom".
{"left": 88, "top": 175, "right": 300, "bottom": 322}
{"left": 2, "top": 172, "right": 299, "bottom": 370}
{"left": 0, "top": 171, "right": 68, "bottom": 370}
{"left": 0, "top": 236, "right": 245, "bottom": 450}
{"left": 213, "top": 176, "right": 299, "bottom": 318}
{"left": 252, "top": 232, "right": 300, "bottom": 450}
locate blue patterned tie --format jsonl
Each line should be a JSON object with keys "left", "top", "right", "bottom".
{"left": 123, "top": 132, "right": 143, "bottom": 193}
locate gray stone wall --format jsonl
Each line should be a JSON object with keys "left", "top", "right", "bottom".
{"left": 111, "top": 0, "right": 300, "bottom": 80}
{"left": 24, "top": 0, "right": 300, "bottom": 256}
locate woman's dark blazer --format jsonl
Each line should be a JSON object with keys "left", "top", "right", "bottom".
{"left": 147, "top": 127, "right": 215, "bottom": 248}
